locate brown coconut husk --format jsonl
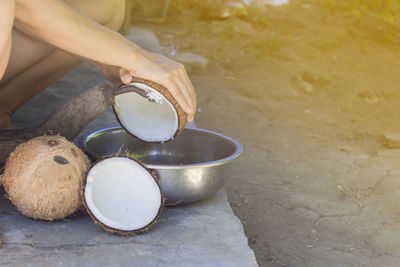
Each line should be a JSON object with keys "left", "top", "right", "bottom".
{"left": 1, "top": 136, "right": 90, "bottom": 220}
{"left": 113, "top": 77, "right": 187, "bottom": 142}
{"left": 82, "top": 156, "right": 164, "bottom": 236}
{"left": 0, "top": 84, "right": 114, "bottom": 166}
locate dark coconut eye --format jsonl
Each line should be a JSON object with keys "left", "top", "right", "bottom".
{"left": 54, "top": 155, "right": 69, "bottom": 165}
{"left": 48, "top": 140, "right": 58, "bottom": 146}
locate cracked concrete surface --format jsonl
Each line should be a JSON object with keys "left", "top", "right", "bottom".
{"left": 139, "top": 4, "right": 400, "bottom": 265}
{"left": 1, "top": 47, "right": 257, "bottom": 265}
{"left": 6, "top": 3, "right": 400, "bottom": 264}
{"left": 1, "top": 176, "right": 256, "bottom": 267}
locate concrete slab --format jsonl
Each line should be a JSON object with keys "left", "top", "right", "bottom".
{"left": 4, "top": 31, "right": 257, "bottom": 265}
{"left": 0, "top": 189, "right": 257, "bottom": 267}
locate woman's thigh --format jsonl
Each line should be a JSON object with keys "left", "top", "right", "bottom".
{"left": 65, "top": 0, "right": 125, "bottom": 26}
{"left": 0, "top": 30, "right": 53, "bottom": 84}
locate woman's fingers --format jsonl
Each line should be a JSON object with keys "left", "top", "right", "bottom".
{"left": 174, "top": 77, "right": 195, "bottom": 122}
{"left": 170, "top": 65, "right": 196, "bottom": 121}
{"left": 167, "top": 79, "right": 191, "bottom": 114}
{"left": 119, "top": 68, "right": 132, "bottom": 84}
{"left": 126, "top": 51, "right": 197, "bottom": 121}
{"left": 177, "top": 77, "right": 196, "bottom": 121}
{"left": 179, "top": 69, "right": 197, "bottom": 116}
{"left": 180, "top": 67, "right": 196, "bottom": 100}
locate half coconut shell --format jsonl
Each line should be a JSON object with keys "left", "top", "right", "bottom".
{"left": 83, "top": 156, "right": 164, "bottom": 235}
{"left": 113, "top": 77, "right": 187, "bottom": 143}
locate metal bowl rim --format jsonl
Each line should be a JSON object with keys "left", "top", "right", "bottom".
{"left": 77, "top": 126, "right": 243, "bottom": 169}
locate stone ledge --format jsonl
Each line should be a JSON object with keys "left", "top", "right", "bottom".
{"left": 0, "top": 190, "right": 257, "bottom": 267}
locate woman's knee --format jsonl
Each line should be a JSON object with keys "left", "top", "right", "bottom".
{"left": 0, "top": 0, "right": 15, "bottom": 80}
{"left": 0, "top": 0, "right": 16, "bottom": 43}
{"left": 0, "top": 0, "right": 15, "bottom": 14}
{"left": 105, "top": 0, "right": 126, "bottom": 32}
{"left": 65, "top": 0, "right": 126, "bottom": 31}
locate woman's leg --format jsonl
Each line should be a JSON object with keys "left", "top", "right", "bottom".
{"left": 0, "top": 0, "right": 126, "bottom": 128}
{"left": 0, "top": 0, "right": 15, "bottom": 81}
{"left": 0, "top": 0, "right": 16, "bottom": 128}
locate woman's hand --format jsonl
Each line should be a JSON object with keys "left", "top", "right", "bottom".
{"left": 122, "top": 50, "right": 197, "bottom": 123}
{"left": 90, "top": 62, "right": 120, "bottom": 85}
{"left": 93, "top": 52, "right": 197, "bottom": 123}
{"left": 93, "top": 54, "right": 197, "bottom": 123}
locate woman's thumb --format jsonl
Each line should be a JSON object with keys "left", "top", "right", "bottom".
{"left": 120, "top": 68, "right": 132, "bottom": 84}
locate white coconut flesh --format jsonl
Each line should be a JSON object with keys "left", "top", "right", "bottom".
{"left": 114, "top": 82, "right": 179, "bottom": 142}
{"left": 85, "top": 157, "right": 162, "bottom": 231}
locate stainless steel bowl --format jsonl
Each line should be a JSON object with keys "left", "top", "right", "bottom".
{"left": 77, "top": 126, "right": 243, "bottom": 205}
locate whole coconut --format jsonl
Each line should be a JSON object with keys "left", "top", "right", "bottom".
{"left": 1, "top": 135, "right": 90, "bottom": 220}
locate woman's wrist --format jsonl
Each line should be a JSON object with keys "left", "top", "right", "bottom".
{"left": 121, "top": 41, "right": 141, "bottom": 69}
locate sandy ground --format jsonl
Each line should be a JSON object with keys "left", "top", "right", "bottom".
{"left": 6, "top": 0, "right": 400, "bottom": 266}
{"left": 137, "top": 1, "right": 400, "bottom": 266}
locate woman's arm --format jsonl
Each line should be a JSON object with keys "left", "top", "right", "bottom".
{"left": 14, "top": 0, "right": 135, "bottom": 69}
{"left": 14, "top": 0, "right": 196, "bottom": 121}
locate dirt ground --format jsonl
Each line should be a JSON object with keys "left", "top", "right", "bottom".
{"left": 138, "top": 1, "right": 400, "bottom": 266}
